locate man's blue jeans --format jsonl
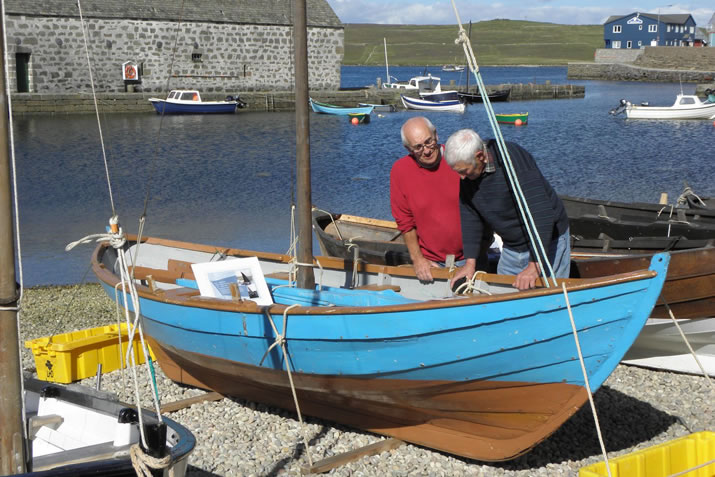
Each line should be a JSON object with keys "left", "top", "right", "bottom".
{"left": 497, "top": 227, "right": 570, "bottom": 278}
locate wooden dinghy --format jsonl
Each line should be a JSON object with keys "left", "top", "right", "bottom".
{"left": 92, "top": 235, "right": 668, "bottom": 462}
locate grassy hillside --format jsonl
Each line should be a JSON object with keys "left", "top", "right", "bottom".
{"left": 343, "top": 20, "right": 604, "bottom": 66}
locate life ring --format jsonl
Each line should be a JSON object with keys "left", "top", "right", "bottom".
{"left": 124, "top": 64, "right": 137, "bottom": 80}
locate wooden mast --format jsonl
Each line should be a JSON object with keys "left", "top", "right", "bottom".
{"left": 0, "top": 2, "right": 27, "bottom": 472}
{"left": 294, "top": 0, "right": 315, "bottom": 290}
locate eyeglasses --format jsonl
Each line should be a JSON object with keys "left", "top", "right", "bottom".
{"left": 409, "top": 137, "right": 437, "bottom": 154}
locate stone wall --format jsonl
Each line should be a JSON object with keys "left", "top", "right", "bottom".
{"left": 633, "top": 47, "right": 715, "bottom": 70}
{"left": 594, "top": 49, "right": 643, "bottom": 64}
{"left": 5, "top": 15, "right": 343, "bottom": 94}
{"left": 567, "top": 62, "right": 715, "bottom": 82}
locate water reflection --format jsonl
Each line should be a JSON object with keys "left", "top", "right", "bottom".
{"left": 13, "top": 68, "right": 715, "bottom": 285}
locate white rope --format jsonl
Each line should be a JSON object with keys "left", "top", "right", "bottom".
{"left": 130, "top": 443, "right": 175, "bottom": 477}
{"left": 259, "top": 304, "right": 314, "bottom": 466}
{"left": 449, "top": 0, "right": 556, "bottom": 288}
{"left": 77, "top": 0, "right": 116, "bottom": 215}
{"left": 663, "top": 304, "right": 714, "bottom": 390}
{"left": 561, "top": 283, "right": 612, "bottom": 477}
{"left": 454, "top": 271, "right": 493, "bottom": 296}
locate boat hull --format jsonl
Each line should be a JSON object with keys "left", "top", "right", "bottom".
{"left": 149, "top": 99, "right": 237, "bottom": 114}
{"left": 400, "top": 95, "right": 465, "bottom": 112}
{"left": 310, "top": 99, "right": 374, "bottom": 116}
{"left": 626, "top": 102, "right": 715, "bottom": 119}
{"left": 495, "top": 113, "right": 528, "bottom": 124}
{"left": 92, "top": 236, "right": 668, "bottom": 461}
{"left": 622, "top": 318, "right": 715, "bottom": 376}
{"left": 458, "top": 89, "right": 511, "bottom": 103}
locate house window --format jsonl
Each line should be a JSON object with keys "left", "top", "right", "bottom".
{"left": 667, "top": 25, "right": 671, "bottom": 32}
{"left": 627, "top": 41, "right": 632, "bottom": 48}
{"left": 613, "top": 25, "right": 622, "bottom": 33}
{"left": 690, "top": 26, "right": 694, "bottom": 33}
{"left": 639, "top": 25, "right": 643, "bottom": 30}
{"left": 649, "top": 24, "right": 657, "bottom": 32}
{"left": 638, "top": 41, "right": 642, "bottom": 47}
{"left": 613, "top": 41, "right": 621, "bottom": 48}
{"left": 191, "top": 52, "right": 202, "bottom": 62}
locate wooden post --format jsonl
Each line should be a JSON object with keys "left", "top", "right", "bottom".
{"left": 294, "top": 0, "right": 315, "bottom": 291}
{"left": 0, "top": 10, "right": 27, "bottom": 473}
{"left": 301, "top": 438, "right": 404, "bottom": 474}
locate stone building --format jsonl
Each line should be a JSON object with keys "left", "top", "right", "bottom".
{"left": 4, "top": 0, "right": 343, "bottom": 94}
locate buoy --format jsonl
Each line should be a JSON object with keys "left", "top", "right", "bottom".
{"left": 351, "top": 117, "right": 359, "bottom": 125}
{"left": 712, "top": 120, "right": 715, "bottom": 127}
{"left": 514, "top": 119, "right": 523, "bottom": 126}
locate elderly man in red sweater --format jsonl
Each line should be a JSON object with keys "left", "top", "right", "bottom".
{"left": 390, "top": 116, "right": 465, "bottom": 282}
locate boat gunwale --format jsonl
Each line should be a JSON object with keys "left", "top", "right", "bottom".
{"left": 91, "top": 235, "right": 660, "bottom": 315}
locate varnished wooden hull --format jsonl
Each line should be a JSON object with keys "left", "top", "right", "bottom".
{"left": 572, "top": 247, "right": 715, "bottom": 319}
{"left": 148, "top": 337, "right": 587, "bottom": 461}
{"left": 92, "top": 235, "right": 667, "bottom": 461}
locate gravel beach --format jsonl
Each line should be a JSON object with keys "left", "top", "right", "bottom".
{"left": 18, "top": 284, "right": 713, "bottom": 477}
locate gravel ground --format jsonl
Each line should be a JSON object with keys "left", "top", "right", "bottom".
{"left": 18, "top": 284, "right": 714, "bottom": 477}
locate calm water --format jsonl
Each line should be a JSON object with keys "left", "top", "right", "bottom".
{"left": 12, "top": 66, "right": 715, "bottom": 286}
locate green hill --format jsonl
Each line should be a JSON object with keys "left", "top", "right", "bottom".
{"left": 343, "top": 20, "right": 604, "bottom": 66}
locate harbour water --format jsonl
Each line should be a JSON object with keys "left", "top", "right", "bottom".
{"left": 12, "top": 66, "right": 715, "bottom": 286}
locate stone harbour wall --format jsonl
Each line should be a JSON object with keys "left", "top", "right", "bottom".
{"left": 6, "top": 16, "right": 343, "bottom": 94}
{"left": 571, "top": 47, "right": 715, "bottom": 82}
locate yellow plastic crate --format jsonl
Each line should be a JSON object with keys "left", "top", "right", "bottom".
{"left": 25, "top": 323, "right": 156, "bottom": 383}
{"left": 579, "top": 431, "right": 715, "bottom": 477}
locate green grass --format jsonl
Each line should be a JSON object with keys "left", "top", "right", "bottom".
{"left": 343, "top": 20, "right": 604, "bottom": 66}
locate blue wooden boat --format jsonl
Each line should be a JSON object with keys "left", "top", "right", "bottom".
{"left": 149, "top": 90, "right": 244, "bottom": 114}
{"left": 309, "top": 98, "right": 374, "bottom": 116}
{"left": 91, "top": 235, "right": 668, "bottom": 462}
{"left": 401, "top": 94, "right": 465, "bottom": 112}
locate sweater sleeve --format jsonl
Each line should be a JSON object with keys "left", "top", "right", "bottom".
{"left": 390, "top": 162, "right": 415, "bottom": 234}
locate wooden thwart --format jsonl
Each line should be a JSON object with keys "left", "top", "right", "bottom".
{"left": 300, "top": 438, "right": 404, "bottom": 474}
{"left": 159, "top": 391, "right": 224, "bottom": 413}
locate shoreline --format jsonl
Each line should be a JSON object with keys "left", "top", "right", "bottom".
{"left": 18, "top": 284, "right": 713, "bottom": 476}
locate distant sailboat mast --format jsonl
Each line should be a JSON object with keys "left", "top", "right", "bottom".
{"left": 383, "top": 38, "right": 390, "bottom": 85}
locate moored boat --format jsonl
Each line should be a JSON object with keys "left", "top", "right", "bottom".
{"left": 148, "top": 90, "right": 244, "bottom": 114}
{"left": 401, "top": 94, "right": 465, "bottom": 112}
{"left": 495, "top": 112, "right": 528, "bottom": 124}
{"left": 309, "top": 98, "right": 374, "bottom": 116}
{"left": 610, "top": 94, "right": 715, "bottom": 120}
{"left": 458, "top": 89, "right": 511, "bottom": 103}
{"left": 357, "top": 103, "right": 397, "bottom": 112}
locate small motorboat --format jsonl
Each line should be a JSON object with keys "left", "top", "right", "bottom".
{"left": 401, "top": 94, "right": 465, "bottom": 113}
{"left": 442, "top": 64, "right": 465, "bottom": 72}
{"left": 609, "top": 93, "right": 715, "bottom": 120}
{"left": 309, "top": 98, "right": 374, "bottom": 116}
{"left": 148, "top": 90, "right": 245, "bottom": 114}
{"left": 495, "top": 112, "right": 528, "bottom": 124}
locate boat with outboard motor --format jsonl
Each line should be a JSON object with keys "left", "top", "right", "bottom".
{"left": 610, "top": 91, "right": 715, "bottom": 120}
{"left": 148, "top": 90, "right": 245, "bottom": 114}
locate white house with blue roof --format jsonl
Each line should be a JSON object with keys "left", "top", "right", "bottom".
{"left": 604, "top": 12, "right": 696, "bottom": 49}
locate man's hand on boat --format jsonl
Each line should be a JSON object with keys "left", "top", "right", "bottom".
{"left": 414, "top": 255, "right": 439, "bottom": 283}
{"left": 513, "top": 262, "right": 540, "bottom": 290}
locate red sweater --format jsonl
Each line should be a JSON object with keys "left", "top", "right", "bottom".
{"left": 390, "top": 153, "right": 463, "bottom": 262}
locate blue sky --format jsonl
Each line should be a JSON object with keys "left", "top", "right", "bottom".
{"left": 325, "top": 1, "right": 713, "bottom": 27}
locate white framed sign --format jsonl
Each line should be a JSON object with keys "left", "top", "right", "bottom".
{"left": 122, "top": 61, "right": 139, "bottom": 81}
{"left": 191, "top": 257, "right": 273, "bottom": 306}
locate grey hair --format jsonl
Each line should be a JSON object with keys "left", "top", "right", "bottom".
{"left": 444, "top": 129, "right": 486, "bottom": 167}
{"left": 400, "top": 117, "right": 436, "bottom": 147}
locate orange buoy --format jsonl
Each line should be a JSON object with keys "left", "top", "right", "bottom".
{"left": 514, "top": 119, "right": 523, "bottom": 126}
{"left": 351, "top": 117, "right": 359, "bottom": 125}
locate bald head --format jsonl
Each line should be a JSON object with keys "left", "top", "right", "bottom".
{"left": 401, "top": 117, "right": 436, "bottom": 147}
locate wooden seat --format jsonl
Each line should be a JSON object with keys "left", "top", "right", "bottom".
{"left": 352, "top": 284, "right": 401, "bottom": 292}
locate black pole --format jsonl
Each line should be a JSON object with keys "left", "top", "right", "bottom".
{"left": 294, "top": 0, "right": 315, "bottom": 290}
